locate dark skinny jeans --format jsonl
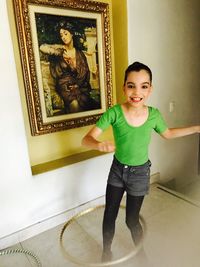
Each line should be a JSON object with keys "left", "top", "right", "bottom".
{"left": 102, "top": 183, "right": 144, "bottom": 251}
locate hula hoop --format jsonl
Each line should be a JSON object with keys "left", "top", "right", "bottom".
{"left": 60, "top": 204, "right": 146, "bottom": 267}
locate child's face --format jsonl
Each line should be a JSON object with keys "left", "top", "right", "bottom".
{"left": 123, "top": 70, "right": 152, "bottom": 107}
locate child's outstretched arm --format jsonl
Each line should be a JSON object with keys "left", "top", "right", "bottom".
{"left": 82, "top": 126, "right": 115, "bottom": 152}
{"left": 160, "top": 125, "right": 200, "bottom": 139}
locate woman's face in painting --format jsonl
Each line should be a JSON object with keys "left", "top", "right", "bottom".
{"left": 60, "top": 28, "right": 73, "bottom": 45}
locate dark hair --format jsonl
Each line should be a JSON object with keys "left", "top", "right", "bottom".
{"left": 58, "top": 21, "right": 75, "bottom": 34}
{"left": 124, "top": 62, "right": 152, "bottom": 85}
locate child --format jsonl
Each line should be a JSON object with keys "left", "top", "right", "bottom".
{"left": 82, "top": 62, "right": 200, "bottom": 261}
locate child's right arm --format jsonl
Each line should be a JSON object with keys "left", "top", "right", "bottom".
{"left": 82, "top": 126, "right": 115, "bottom": 152}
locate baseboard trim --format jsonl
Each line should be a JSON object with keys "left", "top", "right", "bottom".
{"left": 0, "top": 172, "right": 159, "bottom": 249}
{"left": 150, "top": 172, "right": 160, "bottom": 184}
{"left": 0, "top": 195, "right": 104, "bottom": 250}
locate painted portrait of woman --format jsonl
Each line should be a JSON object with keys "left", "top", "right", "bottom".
{"left": 36, "top": 14, "right": 101, "bottom": 117}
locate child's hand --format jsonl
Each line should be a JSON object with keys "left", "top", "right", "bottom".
{"left": 98, "top": 141, "right": 115, "bottom": 152}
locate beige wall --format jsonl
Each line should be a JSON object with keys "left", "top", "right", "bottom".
{"left": 112, "top": 0, "right": 128, "bottom": 103}
{"left": 128, "top": 0, "right": 200, "bottom": 185}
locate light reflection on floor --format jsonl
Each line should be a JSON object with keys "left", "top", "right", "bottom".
{"left": 1, "top": 183, "right": 200, "bottom": 267}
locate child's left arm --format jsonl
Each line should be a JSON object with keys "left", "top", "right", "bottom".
{"left": 160, "top": 125, "right": 200, "bottom": 139}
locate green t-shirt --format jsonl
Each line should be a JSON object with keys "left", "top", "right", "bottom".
{"left": 96, "top": 104, "right": 168, "bottom": 166}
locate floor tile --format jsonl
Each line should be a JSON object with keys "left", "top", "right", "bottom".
{"left": 2, "top": 183, "right": 200, "bottom": 267}
{"left": 0, "top": 244, "right": 33, "bottom": 267}
{"left": 20, "top": 224, "right": 78, "bottom": 267}
{"left": 143, "top": 198, "right": 200, "bottom": 267}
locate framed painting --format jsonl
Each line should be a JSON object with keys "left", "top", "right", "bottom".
{"left": 13, "top": 0, "right": 113, "bottom": 135}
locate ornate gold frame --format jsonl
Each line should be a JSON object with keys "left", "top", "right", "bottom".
{"left": 13, "top": 0, "right": 113, "bottom": 136}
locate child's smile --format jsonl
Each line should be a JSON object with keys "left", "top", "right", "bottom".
{"left": 130, "top": 96, "right": 143, "bottom": 103}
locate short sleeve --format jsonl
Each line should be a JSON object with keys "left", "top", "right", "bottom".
{"left": 96, "top": 106, "right": 116, "bottom": 131}
{"left": 154, "top": 109, "right": 168, "bottom": 134}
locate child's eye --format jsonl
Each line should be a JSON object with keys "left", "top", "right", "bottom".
{"left": 142, "top": 85, "right": 148, "bottom": 89}
{"left": 127, "top": 85, "right": 135, "bottom": 89}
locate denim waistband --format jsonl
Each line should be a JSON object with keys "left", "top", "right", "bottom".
{"left": 113, "top": 155, "right": 151, "bottom": 168}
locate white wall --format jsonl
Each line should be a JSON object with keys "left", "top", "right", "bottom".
{"left": 0, "top": 0, "right": 200, "bottom": 247}
{"left": 127, "top": 0, "right": 200, "bottom": 186}
{"left": 0, "top": 0, "right": 112, "bottom": 244}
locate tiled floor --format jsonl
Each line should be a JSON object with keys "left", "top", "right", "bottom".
{"left": 1, "top": 182, "right": 200, "bottom": 267}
